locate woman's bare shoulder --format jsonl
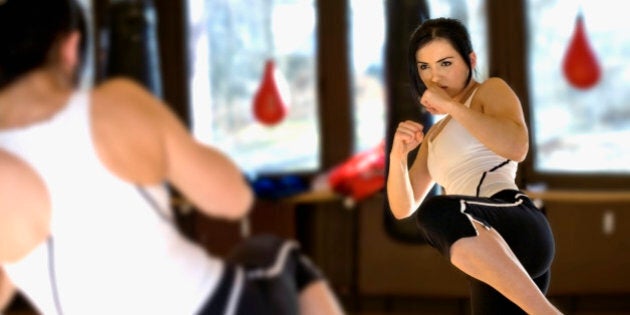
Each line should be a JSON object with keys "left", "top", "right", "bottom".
{"left": 90, "top": 77, "right": 167, "bottom": 127}
{"left": 92, "top": 77, "right": 153, "bottom": 109}
{"left": 474, "top": 77, "right": 521, "bottom": 111}
{"left": 93, "top": 77, "right": 146, "bottom": 94}
{"left": 0, "top": 150, "right": 47, "bottom": 204}
{"left": 476, "top": 77, "right": 516, "bottom": 96}
{"left": 0, "top": 150, "right": 50, "bottom": 262}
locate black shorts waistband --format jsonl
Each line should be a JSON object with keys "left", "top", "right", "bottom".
{"left": 491, "top": 189, "right": 537, "bottom": 210}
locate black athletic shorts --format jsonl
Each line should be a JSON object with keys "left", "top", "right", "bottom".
{"left": 196, "top": 234, "right": 323, "bottom": 315}
{"left": 415, "top": 189, "right": 556, "bottom": 314}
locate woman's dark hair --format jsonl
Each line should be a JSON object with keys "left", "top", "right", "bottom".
{"left": 407, "top": 17, "right": 474, "bottom": 101}
{"left": 0, "top": 0, "right": 88, "bottom": 89}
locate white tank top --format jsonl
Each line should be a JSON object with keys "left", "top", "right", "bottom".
{"left": 427, "top": 89, "right": 519, "bottom": 197}
{"left": 0, "top": 91, "right": 223, "bottom": 315}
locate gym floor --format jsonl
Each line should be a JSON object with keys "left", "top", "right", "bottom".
{"left": 5, "top": 294, "right": 630, "bottom": 314}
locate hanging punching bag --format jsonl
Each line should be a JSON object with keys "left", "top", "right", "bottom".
{"left": 252, "top": 59, "right": 290, "bottom": 126}
{"left": 102, "top": 0, "right": 163, "bottom": 97}
{"left": 562, "top": 12, "right": 601, "bottom": 90}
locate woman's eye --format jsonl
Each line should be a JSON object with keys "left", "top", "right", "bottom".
{"left": 418, "top": 64, "right": 428, "bottom": 70}
{"left": 441, "top": 61, "right": 452, "bottom": 67}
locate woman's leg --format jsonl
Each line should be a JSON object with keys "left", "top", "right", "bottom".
{"left": 469, "top": 260, "right": 553, "bottom": 314}
{"left": 450, "top": 220, "right": 562, "bottom": 315}
{"left": 469, "top": 278, "right": 525, "bottom": 315}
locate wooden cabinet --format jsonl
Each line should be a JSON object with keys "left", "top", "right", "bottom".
{"left": 544, "top": 201, "right": 630, "bottom": 295}
{"left": 355, "top": 192, "right": 630, "bottom": 298}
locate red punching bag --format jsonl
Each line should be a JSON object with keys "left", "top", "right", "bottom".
{"left": 253, "top": 60, "right": 289, "bottom": 126}
{"left": 562, "top": 12, "right": 601, "bottom": 90}
{"left": 327, "top": 141, "right": 386, "bottom": 201}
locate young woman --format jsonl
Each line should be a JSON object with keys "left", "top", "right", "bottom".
{"left": 0, "top": 0, "right": 344, "bottom": 314}
{"left": 386, "top": 17, "right": 562, "bottom": 314}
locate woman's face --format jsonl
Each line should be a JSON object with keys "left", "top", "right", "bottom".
{"left": 415, "top": 38, "right": 475, "bottom": 99}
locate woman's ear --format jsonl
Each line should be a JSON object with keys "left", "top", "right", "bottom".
{"left": 469, "top": 51, "right": 477, "bottom": 71}
{"left": 59, "top": 31, "right": 82, "bottom": 76}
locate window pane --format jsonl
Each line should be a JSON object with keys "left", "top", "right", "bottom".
{"left": 527, "top": 0, "right": 630, "bottom": 174}
{"left": 186, "top": 0, "right": 319, "bottom": 175}
{"left": 349, "top": 0, "right": 386, "bottom": 153}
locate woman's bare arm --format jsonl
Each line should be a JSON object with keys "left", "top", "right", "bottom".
{"left": 386, "top": 120, "right": 436, "bottom": 219}
{"left": 446, "top": 78, "right": 529, "bottom": 161}
{"left": 0, "top": 267, "right": 16, "bottom": 312}
{"left": 93, "top": 78, "right": 254, "bottom": 221}
{"left": 421, "top": 78, "right": 529, "bottom": 162}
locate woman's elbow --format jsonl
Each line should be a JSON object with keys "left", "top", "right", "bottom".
{"left": 389, "top": 204, "right": 414, "bottom": 220}
{"left": 500, "top": 134, "right": 528, "bottom": 162}
{"left": 221, "top": 185, "right": 255, "bottom": 221}
{"left": 393, "top": 210, "right": 412, "bottom": 220}
{"left": 190, "top": 182, "right": 254, "bottom": 221}
{"left": 236, "top": 187, "right": 255, "bottom": 217}
{"left": 510, "top": 140, "right": 529, "bottom": 162}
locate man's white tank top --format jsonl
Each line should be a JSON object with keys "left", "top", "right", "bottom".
{"left": 0, "top": 91, "right": 223, "bottom": 315}
{"left": 427, "top": 89, "right": 519, "bottom": 197}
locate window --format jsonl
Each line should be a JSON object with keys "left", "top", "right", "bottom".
{"left": 527, "top": 0, "right": 630, "bottom": 176}
{"left": 186, "top": 0, "right": 319, "bottom": 175}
